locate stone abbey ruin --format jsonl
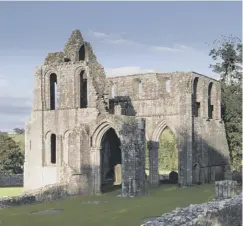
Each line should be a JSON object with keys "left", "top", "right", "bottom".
{"left": 24, "top": 30, "right": 231, "bottom": 197}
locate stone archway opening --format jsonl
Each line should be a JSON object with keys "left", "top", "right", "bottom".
{"left": 158, "top": 127, "right": 178, "bottom": 184}
{"left": 100, "top": 128, "right": 122, "bottom": 193}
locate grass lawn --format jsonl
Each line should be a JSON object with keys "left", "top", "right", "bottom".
{"left": 0, "top": 187, "right": 24, "bottom": 197}
{"left": 0, "top": 184, "right": 215, "bottom": 226}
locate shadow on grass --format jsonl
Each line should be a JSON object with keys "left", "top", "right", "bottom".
{"left": 101, "top": 184, "right": 122, "bottom": 193}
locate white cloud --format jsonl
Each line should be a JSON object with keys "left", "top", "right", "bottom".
{"left": 151, "top": 46, "right": 184, "bottom": 53}
{"left": 88, "top": 31, "right": 108, "bottom": 38}
{"left": 105, "top": 66, "right": 155, "bottom": 77}
{"left": 88, "top": 30, "right": 195, "bottom": 53}
{"left": 151, "top": 44, "right": 196, "bottom": 53}
{"left": 103, "top": 38, "right": 142, "bottom": 47}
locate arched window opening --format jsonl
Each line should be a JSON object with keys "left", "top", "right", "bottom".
{"left": 50, "top": 134, "right": 56, "bottom": 164}
{"left": 193, "top": 77, "right": 200, "bottom": 117}
{"left": 80, "top": 71, "right": 88, "bottom": 108}
{"left": 111, "top": 84, "right": 116, "bottom": 98}
{"left": 138, "top": 80, "right": 142, "bottom": 95}
{"left": 208, "top": 82, "right": 213, "bottom": 119}
{"left": 132, "top": 78, "right": 142, "bottom": 96}
{"left": 79, "top": 45, "right": 85, "bottom": 61}
{"left": 158, "top": 127, "right": 178, "bottom": 183}
{"left": 100, "top": 128, "right": 121, "bottom": 193}
{"left": 50, "top": 73, "right": 57, "bottom": 110}
{"left": 166, "top": 79, "right": 171, "bottom": 93}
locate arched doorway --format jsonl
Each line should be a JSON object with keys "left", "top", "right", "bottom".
{"left": 158, "top": 127, "right": 178, "bottom": 183}
{"left": 100, "top": 128, "right": 122, "bottom": 192}
{"left": 192, "top": 163, "right": 200, "bottom": 184}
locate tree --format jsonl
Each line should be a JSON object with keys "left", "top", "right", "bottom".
{"left": 158, "top": 131, "right": 178, "bottom": 173}
{"left": 209, "top": 35, "right": 242, "bottom": 84}
{"left": 13, "top": 128, "right": 25, "bottom": 135}
{"left": 209, "top": 35, "right": 242, "bottom": 170}
{"left": 0, "top": 132, "right": 24, "bottom": 174}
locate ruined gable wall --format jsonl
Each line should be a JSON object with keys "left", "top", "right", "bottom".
{"left": 24, "top": 30, "right": 107, "bottom": 191}
{"left": 191, "top": 73, "right": 230, "bottom": 183}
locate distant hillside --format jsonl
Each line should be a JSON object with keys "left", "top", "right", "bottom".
{"left": 9, "top": 134, "right": 25, "bottom": 153}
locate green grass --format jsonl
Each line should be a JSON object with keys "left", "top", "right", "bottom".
{"left": 9, "top": 134, "right": 25, "bottom": 153}
{"left": 0, "top": 184, "right": 215, "bottom": 226}
{"left": 0, "top": 187, "right": 24, "bottom": 197}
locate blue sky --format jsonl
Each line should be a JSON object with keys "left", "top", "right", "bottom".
{"left": 0, "top": 1, "right": 242, "bottom": 131}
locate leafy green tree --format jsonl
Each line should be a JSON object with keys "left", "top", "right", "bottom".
{"left": 158, "top": 128, "right": 178, "bottom": 173}
{"left": 13, "top": 128, "right": 25, "bottom": 135}
{"left": 209, "top": 35, "right": 242, "bottom": 170}
{"left": 209, "top": 35, "right": 242, "bottom": 84}
{"left": 0, "top": 132, "right": 24, "bottom": 174}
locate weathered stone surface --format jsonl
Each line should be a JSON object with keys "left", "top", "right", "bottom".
{"left": 0, "top": 183, "right": 69, "bottom": 209}
{"left": 0, "top": 174, "right": 23, "bottom": 187}
{"left": 141, "top": 194, "right": 242, "bottom": 226}
{"left": 215, "top": 180, "right": 238, "bottom": 200}
{"left": 119, "top": 117, "right": 147, "bottom": 197}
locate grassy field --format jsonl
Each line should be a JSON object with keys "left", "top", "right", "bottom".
{"left": 0, "top": 184, "right": 215, "bottom": 226}
{"left": 0, "top": 187, "right": 24, "bottom": 197}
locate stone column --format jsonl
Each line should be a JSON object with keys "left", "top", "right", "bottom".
{"left": 148, "top": 141, "right": 159, "bottom": 186}
{"left": 91, "top": 148, "right": 101, "bottom": 195}
{"left": 120, "top": 118, "right": 147, "bottom": 197}
{"left": 56, "top": 135, "right": 62, "bottom": 183}
{"left": 215, "top": 180, "right": 237, "bottom": 200}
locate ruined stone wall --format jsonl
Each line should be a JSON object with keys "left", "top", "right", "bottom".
{"left": 107, "top": 72, "right": 194, "bottom": 185}
{"left": 191, "top": 73, "right": 230, "bottom": 184}
{"left": 107, "top": 72, "right": 190, "bottom": 117}
{"left": 141, "top": 194, "right": 242, "bottom": 226}
{"left": 107, "top": 72, "right": 230, "bottom": 186}
{"left": 0, "top": 174, "right": 23, "bottom": 187}
{"left": 24, "top": 30, "right": 106, "bottom": 192}
{"left": 24, "top": 29, "right": 230, "bottom": 193}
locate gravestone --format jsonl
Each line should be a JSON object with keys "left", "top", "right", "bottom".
{"left": 114, "top": 164, "right": 122, "bottom": 185}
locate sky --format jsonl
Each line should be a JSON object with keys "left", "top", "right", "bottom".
{"left": 0, "top": 1, "right": 242, "bottom": 131}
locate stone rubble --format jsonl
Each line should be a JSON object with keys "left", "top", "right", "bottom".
{"left": 141, "top": 194, "right": 242, "bottom": 226}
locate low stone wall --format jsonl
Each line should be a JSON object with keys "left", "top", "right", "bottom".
{"left": 0, "top": 174, "right": 23, "bottom": 187}
{"left": 0, "top": 183, "right": 69, "bottom": 208}
{"left": 141, "top": 194, "right": 242, "bottom": 226}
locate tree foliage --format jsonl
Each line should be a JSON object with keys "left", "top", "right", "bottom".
{"left": 145, "top": 128, "right": 178, "bottom": 174}
{"left": 209, "top": 35, "right": 242, "bottom": 84}
{"left": 209, "top": 35, "right": 242, "bottom": 170}
{"left": 13, "top": 128, "right": 25, "bottom": 135}
{"left": 157, "top": 128, "right": 178, "bottom": 173}
{"left": 0, "top": 131, "right": 24, "bottom": 174}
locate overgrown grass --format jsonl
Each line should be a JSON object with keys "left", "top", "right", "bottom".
{"left": 0, "top": 184, "right": 215, "bottom": 226}
{"left": 0, "top": 187, "right": 24, "bottom": 197}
